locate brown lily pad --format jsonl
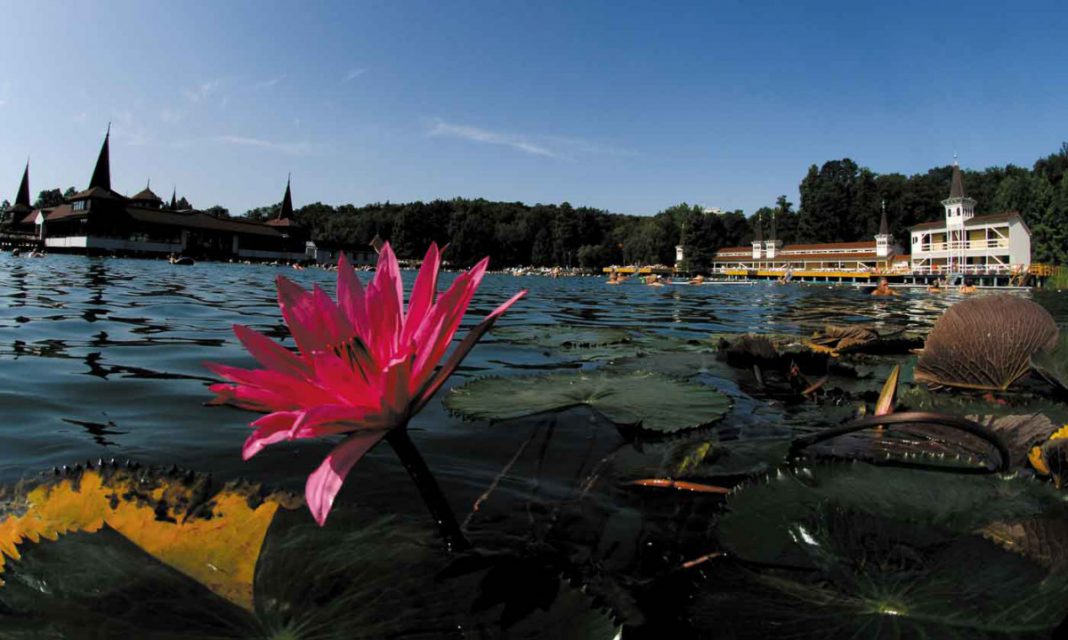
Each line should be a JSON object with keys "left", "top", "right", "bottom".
{"left": 915, "top": 295, "right": 1058, "bottom": 391}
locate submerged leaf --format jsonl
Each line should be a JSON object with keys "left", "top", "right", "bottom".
{"left": 255, "top": 513, "right": 619, "bottom": 639}
{"left": 698, "top": 506, "right": 1068, "bottom": 639}
{"left": 718, "top": 462, "right": 1066, "bottom": 569}
{"left": 446, "top": 371, "right": 731, "bottom": 434}
{"left": 0, "top": 465, "right": 295, "bottom": 610}
{"left": 915, "top": 295, "right": 1058, "bottom": 391}
{"left": 0, "top": 526, "right": 255, "bottom": 638}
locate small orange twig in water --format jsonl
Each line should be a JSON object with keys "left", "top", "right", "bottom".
{"left": 626, "top": 479, "right": 730, "bottom": 494}
{"left": 680, "top": 552, "right": 724, "bottom": 569}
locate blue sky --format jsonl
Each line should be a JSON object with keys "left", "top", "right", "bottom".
{"left": 1, "top": 0, "right": 1065, "bottom": 216}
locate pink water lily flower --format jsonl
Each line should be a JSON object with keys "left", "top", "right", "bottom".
{"left": 207, "top": 243, "right": 525, "bottom": 525}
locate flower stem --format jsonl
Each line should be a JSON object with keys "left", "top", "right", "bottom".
{"left": 387, "top": 427, "right": 471, "bottom": 553}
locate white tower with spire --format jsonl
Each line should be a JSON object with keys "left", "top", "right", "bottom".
{"left": 752, "top": 214, "right": 763, "bottom": 260}
{"left": 763, "top": 210, "right": 782, "bottom": 259}
{"left": 942, "top": 157, "right": 976, "bottom": 272}
{"left": 875, "top": 201, "right": 892, "bottom": 258}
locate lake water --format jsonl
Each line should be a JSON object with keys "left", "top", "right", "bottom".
{"left": 1, "top": 253, "right": 1066, "bottom": 637}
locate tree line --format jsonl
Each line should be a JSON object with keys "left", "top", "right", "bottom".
{"left": 5, "top": 143, "right": 1066, "bottom": 269}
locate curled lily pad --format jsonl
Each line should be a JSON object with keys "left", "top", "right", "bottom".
{"left": 446, "top": 371, "right": 731, "bottom": 434}
{"left": 915, "top": 295, "right": 1058, "bottom": 391}
{"left": 809, "top": 324, "right": 879, "bottom": 352}
{"left": 1031, "top": 329, "right": 1068, "bottom": 393}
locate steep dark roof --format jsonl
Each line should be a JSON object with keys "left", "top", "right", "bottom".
{"left": 169, "top": 188, "right": 177, "bottom": 210}
{"left": 14, "top": 163, "right": 30, "bottom": 210}
{"left": 753, "top": 216, "right": 763, "bottom": 242}
{"left": 277, "top": 178, "right": 294, "bottom": 221}
{"left": 948, "top": 162, "right": 965, "bottom": 199}
{"left": 89, "top": 126, "right": 111, "bottom": 191}
{"left": 909, "top": 211, "right": 1024, "bottom": 232}
{"left": 878, "top": 203, "right": 889, "bottom": 236}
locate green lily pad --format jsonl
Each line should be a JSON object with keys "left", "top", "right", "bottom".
{"left": 606, "top": 350, "right": 724, "bottom": 379}
{"left": 0, "top": 526, "right": 255, "bottom": 639}
{"left": 255, "top": 512, "right": 619, "bottom": 639}
{"left": 718, "top": 462, "right": 1068, "bottom": 570}
{"left": 446, "top": 371, "right": 731, "bottom": 434}
{"left": 1032, "top": 329, "right": 1068, "bottom": 394}
{"left": 493, "top": 325, "right": 634, "bottom": 349}
{"left": 695, "top": 507, "right": 1068, "bottom": 639}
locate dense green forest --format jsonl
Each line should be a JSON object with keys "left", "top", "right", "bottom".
{"left": 5, "top": 144, "right": 1066, "bottom": 271}
{"left": 247, "top": 143, "right": 1068, "bottom": 270}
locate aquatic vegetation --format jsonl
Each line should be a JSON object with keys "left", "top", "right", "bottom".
{"left": 699, "top": 505, "right": 1068, "bottom": 638}
{"left": 206, "top": 244, "right": 525, "bottom": 525}
{"left": 873, "top": 364, "right": 900, "bottom": 415}
{"left": 1028, "top": 425, "right": 1068, "bottom": 487}
{"left": 445, "top": 370, "right": 732, "bottom": 435}
{"left": 718, "top": 463, "right": 1067, "bottom": 570}
{"left": 915, "top": 295, "right": 1058, "bottom": 391}
{"left": 491, "top": 325, "right": 633, "bottom": 349}
{"left": 0, "top": 463, "right": 295, "bottom": 610}
{"left": 808, "top": 324, "right": 879, "bottom": 352}
{"left": 789, "top": 412, "right": 1011, "bottom": 473}
{"left": 0, "top": 480, "right": 618, "bottom": 639}
{"left": 704, "top": 463, "right": 1068, "bottom": 638}
{"left": 1031, "top": 329, "right": 1068, "bottom": 394}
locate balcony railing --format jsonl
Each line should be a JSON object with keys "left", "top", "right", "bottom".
{"left": 915, "top": 239, "right": 1008, "bottom": 253}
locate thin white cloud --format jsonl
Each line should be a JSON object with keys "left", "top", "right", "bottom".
{"left": 253, "top": 74, "right": 287, "bottom": 89}
{"left": 427, "top": 119, "right": 560, "bottom": 158}
{"left": 160, "top": 108, "right": 184, "bottom": 124}
{"left": 343, "top": 68, "right": 367, "bottom": 83}
{"left": 184, "top": 80, "right": 221, "bottom": 103}
{"left": 111, "top": 111, "right": 152, "bottom": 146}
{"left": 211, "top": 135, "right": 314, "bottom": 155}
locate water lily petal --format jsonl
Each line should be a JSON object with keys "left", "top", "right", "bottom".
{"left": 306, "top": 429, "right": 390, "bottom": 526}
{"left": 414, "top": 289, "right": 526, "bottom": 412}
{"left": 411, "top": 258, "right": 490, "bottom": 387}
{"left": 206, "top": 362, "right": 339, "bottom": 407}
{"left": 337, "top": 253, "right": 370, "bottom": 342}
{"left": 403, "top": 243, "right": 441, "bottom": 344}
{"left": 210, "top": 383, "right": 298, "bottom": 412}
{"left": 277, "top": 275, "right": 333, "bottom": 355}
{"left": 232, "top": 324, "right": 308, "bottom": 377}
{"left": 242, "top": 411, "right": 300, "bottom": 459}
{"left": 366, "top": 243, "right": 404, "bottom": 363}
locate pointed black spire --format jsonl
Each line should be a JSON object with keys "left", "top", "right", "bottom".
{"left": 949, "top": 156, "right": 964, "bottom": 199}
{"left": 15, "top": 161, "right": 30, "bottom": 209}
{"left": 170, "top": 187, "right": 177, "bottom": 210}
{"left": 878, "top": 200, "right": 889, "bottom": 236}
{"left": 769, "top": 210, "right": 777, "bottom": 242}
{"left": 277, "top": 174, "right": 293, "bottom": 220}
{"left": 89, "top": 123, "right": 111, "bottom": 191}
{"left": 754, "top": 213, "right": 763, "bottom": 242}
